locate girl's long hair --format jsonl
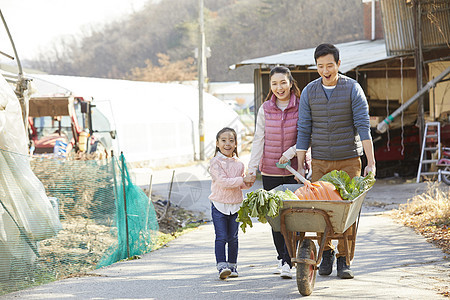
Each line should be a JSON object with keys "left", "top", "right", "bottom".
{"left": 214, "top": 127, "right": 238, "bottom": 157}
{"left": 264, "top": 66, "right": 301, "bottom": 102}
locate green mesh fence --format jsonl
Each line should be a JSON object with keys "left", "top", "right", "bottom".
{"left": 97, "top": 153, "right": 159, "bottom": 268}
{"left": 0, "top": 149, "right": 159, "bottom": 295}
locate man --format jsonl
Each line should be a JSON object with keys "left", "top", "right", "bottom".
{"left": 296, "top": 43, "right": 376, "bottom": 279}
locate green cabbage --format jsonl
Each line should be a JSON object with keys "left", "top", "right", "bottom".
{"left": 282, "top": 189, "right": 299, "bottom": 200}
{"left": 319, "top": 170, "right": 375, "bottom": 201}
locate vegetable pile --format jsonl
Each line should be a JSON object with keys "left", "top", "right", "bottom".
{"left": 294, "top": 181, "right": 342, "bottom": 201}
{"left": 236, "top": 171, "right": 375, "bottom": 233}
{"left": 319, "top": 170, "right": 376, "bottom": 201}
{"left": 236, "top": 189, "right": 298, "bottom": 232}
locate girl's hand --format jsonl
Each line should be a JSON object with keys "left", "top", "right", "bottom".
{"left": 278, "top": 155, "right": 288, "bottom": 164}
{"left": 244, "top": 173, "right": 256, "bottom": 184}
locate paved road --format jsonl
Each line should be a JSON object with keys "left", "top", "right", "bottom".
{"left": 3, "top": 214, "right": 448, "bottom": 299}
{"left": 2, "top": 156, "right": 449, "bottom": 299}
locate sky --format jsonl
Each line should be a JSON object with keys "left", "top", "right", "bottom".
{"left": 0, "top": 0, "right": 149, "bottom": 62}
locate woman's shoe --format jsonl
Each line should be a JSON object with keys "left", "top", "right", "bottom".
{"left": 280, "top": 262, "right": 292, "bottom": 279}
{"left": 273, "top": 259, "right": 282, "bottom": 274}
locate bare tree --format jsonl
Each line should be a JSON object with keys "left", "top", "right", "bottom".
{"left": 127, "top": 53, "right": 196, "bottom": 82}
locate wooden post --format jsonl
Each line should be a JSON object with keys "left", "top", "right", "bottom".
{"left": 413, "top": 0, "right": 425, "bottom": 143}
{"left": 198, "top": 0, "right": 205, "bottom": 161}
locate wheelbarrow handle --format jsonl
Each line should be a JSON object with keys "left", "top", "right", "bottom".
{"left": 285, "top": 164, "right": 310, "bottom": 185}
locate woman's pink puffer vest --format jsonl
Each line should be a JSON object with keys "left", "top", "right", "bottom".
{"left": 260, "top": 93, "right": 299, "bottom": 175}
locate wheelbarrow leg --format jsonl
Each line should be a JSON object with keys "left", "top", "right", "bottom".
{"left": 316, "top": 226, "right": 331, "bottom": 265}
{"left": 280, "top": 210, "right": 295, "bottom": 259}
{"left": 342, "top": 227, "right": 351, "bottom": 266}
{"left": 342, "top": 222, "right": 357, "bottom": 265}
{"left": 349, "top": 212, "right": 363, "bottom": 262}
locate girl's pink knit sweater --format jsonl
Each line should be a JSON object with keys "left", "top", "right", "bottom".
{"left": 209, "top": 153, "right": 247, "bottom": 204}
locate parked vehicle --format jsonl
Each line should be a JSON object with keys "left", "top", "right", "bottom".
{"left": 28, "top": 95, "right": 116, "bottom": 158}
{"left": 371, "top": 125, "right": 421, "bottom": 178}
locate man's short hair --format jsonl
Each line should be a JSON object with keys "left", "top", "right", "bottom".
{"left": 314, "top": 44, "right": 340, "bottom": 64}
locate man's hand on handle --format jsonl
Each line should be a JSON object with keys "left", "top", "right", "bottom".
{"left": 364, "top": 164, "right": 376, "bottom": 177}
{"left": 362, "top": 140, "right": 376, "bottom": 177}
{"left": 295, "top": 149, "right": 308, "bottom": 183}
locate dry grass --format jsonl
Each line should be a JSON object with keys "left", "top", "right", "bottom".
{"left": 390, "top": 182, "right": 450, "bottom": 255}
{"left": 390, "top": 182, "right": 450, "bottom": 297}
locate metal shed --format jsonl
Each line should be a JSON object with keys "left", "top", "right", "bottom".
{"left": 230, "top": 39, "right": 401, "bottom": 117}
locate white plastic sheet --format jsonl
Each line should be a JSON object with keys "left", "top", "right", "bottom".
{"left": 0, "top": 75, "right": 62, "bottom": 268}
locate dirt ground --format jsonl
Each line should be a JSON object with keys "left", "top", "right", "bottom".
{"left": 150, "top": 194, "right": 205, "bottom": 234}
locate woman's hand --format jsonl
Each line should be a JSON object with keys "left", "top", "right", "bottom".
{"left": 278, "top": 155, "right": 289, "bottom": 164}
{"left": 244, "top": 173, "right": 256, "bottom": 185}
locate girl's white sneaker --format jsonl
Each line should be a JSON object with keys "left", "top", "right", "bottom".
{"left": 219, "top": 267, "right": 231, "bottom": 279}
{"left": 229, "top": 267, "right": 238, "bottom": 277}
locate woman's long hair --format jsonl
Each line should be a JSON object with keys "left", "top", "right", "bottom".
{"left": 264, "top": 66, "right": 301, "bottom": 102}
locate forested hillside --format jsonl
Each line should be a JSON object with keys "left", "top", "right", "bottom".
{"left": 30, "top": 0, "right": 364, "bottom": 82}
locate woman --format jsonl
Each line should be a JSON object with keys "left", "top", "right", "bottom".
{"left": 245, "top": 66, "right": 306, "bottom": 279}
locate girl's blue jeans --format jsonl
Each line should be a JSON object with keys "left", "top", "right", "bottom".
{"left": 211, "top": 203, "right": 238, "bottom": 266}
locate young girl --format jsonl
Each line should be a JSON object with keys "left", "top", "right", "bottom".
{"left": 245, "top": 66, "right": 309, "bottom": 279}
{"left": 209, "top": 127, "right": 250, "bottom": 280}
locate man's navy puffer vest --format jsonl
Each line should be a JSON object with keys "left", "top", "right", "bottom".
{"left": 307, "top": 75, "right": 363, "bottom": 160}
{"left": 260, "top": 93, "right": 299, "bottom": 175}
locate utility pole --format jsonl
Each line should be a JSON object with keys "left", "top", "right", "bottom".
{"left": 413, "top": 0, "right": 425, "bottom": 142}
{"left": 198, "top": 0, "right": 205, "bottom": 161}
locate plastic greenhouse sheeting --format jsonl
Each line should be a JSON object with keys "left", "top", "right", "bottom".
{"left": 0, "top": 75, "right": 61, "bottom": 281}
{"left": 30, "top": 75, "right": 245, "bottom": 168}
{"left": 0, "top": 74, "right": 159, "bottom": 295}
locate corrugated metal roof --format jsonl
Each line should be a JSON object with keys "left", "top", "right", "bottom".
{"left": 380, "top": 0, "right": 450, "bottom": 55}
{"left": 230, "top": 40, "right": 398, "bottom": 73}
{"left": 380, "top": 0, "right": 415, "bottom": 55}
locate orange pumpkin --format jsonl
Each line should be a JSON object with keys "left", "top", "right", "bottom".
{"left": 294, "top": 181, "right": 342, "bottom": 201}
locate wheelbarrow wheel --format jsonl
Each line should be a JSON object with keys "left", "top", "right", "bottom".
{"left": 296, "top": 239, "right": 317, "bottom": 296}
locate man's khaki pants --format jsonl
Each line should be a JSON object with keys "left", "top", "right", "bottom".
{"left": 311, "top": 157, "right": 361, "bottom": 258}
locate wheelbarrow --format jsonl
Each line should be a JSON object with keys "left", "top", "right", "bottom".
{"left": 267, "top": 182, "right": 371, "bottom": 296}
